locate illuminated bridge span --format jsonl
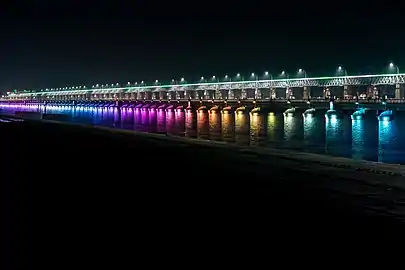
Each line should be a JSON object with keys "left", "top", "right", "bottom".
{"left": 5, "top": 72, "right": 405, "bottom": 101}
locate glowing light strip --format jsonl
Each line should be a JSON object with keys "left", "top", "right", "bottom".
{"left": 9, "top": 73, "right": 405, "bottom": 96}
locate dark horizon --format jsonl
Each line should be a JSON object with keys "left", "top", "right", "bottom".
{"left": 1, "top": 1, "right": 404, "bottom": 92}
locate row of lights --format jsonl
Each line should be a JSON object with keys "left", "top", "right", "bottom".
{"left": 124, "top": 63, "right": 399, "bottom": 85}
{"left": 16, "top": 63, "right": 401, "bottom": 93}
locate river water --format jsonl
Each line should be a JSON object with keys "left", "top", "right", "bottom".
{"left": 2, "top": 104, "right": 405, "bottom": 165}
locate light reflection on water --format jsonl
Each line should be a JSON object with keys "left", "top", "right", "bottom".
{"left": 5, "top": 105, "right": 405, "bottom": 165}
{"left": 209, "top": 112, "right": 221, "bottom": 141}
{"left": 197, "top": 111, "right": 209, "bottom": 140}
{"left": 234, "top": 113, "right": 249, "bottom": 145}
{"left": 221, "top": 112, "right": 234, "bottom": 143}
{"left": 352, "top": 120, "right": 365, "bottom": 160}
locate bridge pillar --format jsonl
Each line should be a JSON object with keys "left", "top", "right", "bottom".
{"left": 343, "top": 85, "right": 349, "bottom": 98}
{"left": 175, "top": 91, "right": 181, "bottom": 100}
{"left": 303, "top": 86, "right": 309, "bottom": 100}
{"left": 228, "top": 89, "right": 234, "bottom": 100}
{"left": 204, "top": 90, "right": 210, "bottom": 100}
{"left": 323, "top": 88, "right": 330, "bottom": 99}
{"left": 152, "top": 92, "right": 159, "bottom": 100}
{"left": 270, "top": 88, "right": 276, "bottom": 99}
{"left": 195, "top": 91, "right": 200, "bottom": 99}
{"left": 395, "top": 84, "right": 402, "bottom": 99}
{"left": 241, "top": 88, "right": 247, "bottom": 99}
{"left": 215, "top": 88, "right": 222, "bottom": 99}
{"left": 286, "top": 88, "right": 292, "bottom": 99}
{"left": 254, "top": 88, "right": 261, "bottom": 100}
{"left": 372, "top": 86, "right": 379, "bottom": 99}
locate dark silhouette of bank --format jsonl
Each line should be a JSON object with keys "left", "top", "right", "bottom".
{"left": 2, "top": 119, "right": 405, "bottom": 269}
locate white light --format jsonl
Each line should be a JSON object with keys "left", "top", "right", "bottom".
{"left": 201, "top": 76, "right": 204, "bottom": 80}
{"left": 281, "top": 71, "right": 285, "bottom": 75}
{"left": 141, "top": 81, "right": 144, "bottom": 83}
{"left": 265, "top": 71, "right": 269, "bottom": 75}
{"left": 338, "top": 66, "right": 342, "bottom": 70}
{"left": 237, "top": 73, "right": 240, "bottom": 77}
{"left": 390, "top": 63, "right": 394, "bottom": 67}
{"left": 212, "top": 76, "right": 215, "bottom": 79}
{"left": 225, "top": 75, "right": 228, "bottom": 78}
{"left": 251, "top": 73, "right": 255, "bottom": 76}
{"left": 155, "top": 80, "right": 158, "bottom": 83}
{"left": 298, "top": 69, "right": 302, "bottom": 72}
{"left": 181, "top": 77, "right": 184, "bottom": 81}
{"left": 127, "top": 82, "right": 130, "bottom": 84}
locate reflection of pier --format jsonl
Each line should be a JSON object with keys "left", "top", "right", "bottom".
{"left": 2, "top": 101, "right": 405, "bottom": 164}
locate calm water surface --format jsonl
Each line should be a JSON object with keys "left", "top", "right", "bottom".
{"left": 3, "top": 104, "right": 405, "bottom": 165}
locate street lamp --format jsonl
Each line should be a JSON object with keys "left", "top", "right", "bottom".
{"left": 263, "top": 71, "right": 271, "bottom": 80}
{"left": 337, "top": 66, "right": 348, "bottom": 76}
{"left": 389, "top": 62, "right": 400, "bottom": 74}
{"left": 281, "top": 71, "right": 289, "bottom": 79}
{"left": 250, "top": 72, "right": 258, "bottom": 80}
{"left": 234, "top": 73, "right": 242, "bottom": 82}
{"left": 298, "top": 68, "right": 307, "bottom": 78}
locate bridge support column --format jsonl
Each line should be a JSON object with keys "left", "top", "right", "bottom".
{"left": 323, "top": 88, "right": 330, "bottom": 99}
{"left": 343, "top": 85, "right": 349, "bottom": 98}
{"left": 228, "top": 89, "right": 234, "bottom": 100}
{"left": 159, "top": 91, "right": 166, "bottom": 100}
{"left": 204, "top": 90, "right": 210, "bottom": 100}
{"left": 286, "top": 88, "right": 292, "bottom": 99}
{"left": 175, "top": 91, "right": 181, "bottom": 100}
{"left": 195, "top": 91, "right": 200, "bottom": 100}
{"left": 270, "top": 88, "right": 276, "bottom": 99}
{"left": 303, "top": 86, "right": 309, "bottom": 100}
{"left": 395, "top": 84, "right": 402, "bottom": 99}
{"left": 241, "top": 88, "right": 247, "bottom": 99}
{"left": 254, "top": 88, "right": 261, "bottom": 100}
{"left": 215, "top": 88, "right": 222, "bottom": 100}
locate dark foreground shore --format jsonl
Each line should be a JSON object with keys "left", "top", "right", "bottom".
{"left": 2, "top": 119, "right": 405, "bottom": 268}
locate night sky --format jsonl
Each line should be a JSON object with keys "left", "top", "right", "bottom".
{"left": 1, "top": 1, "right": 404, "bottom": 92}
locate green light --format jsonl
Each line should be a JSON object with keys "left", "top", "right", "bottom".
{"left": 10, "top": 73, "right": 405, "bottom": 96}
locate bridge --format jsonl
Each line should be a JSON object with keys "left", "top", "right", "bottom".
{"left": 4, "top": 72, "right": 405, "bottom": 101}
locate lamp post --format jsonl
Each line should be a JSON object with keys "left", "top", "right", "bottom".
{"left": 281, "top": 71, "right": 289, "bottom": 79}
{"left": 298, "top": 68, "right": 307, "bottom": 78}
{"left": 389, "top": 62, "right": 400, "bottom": 74}
{"left": 337, "top": 66, "right": 348, "bottom": 76}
